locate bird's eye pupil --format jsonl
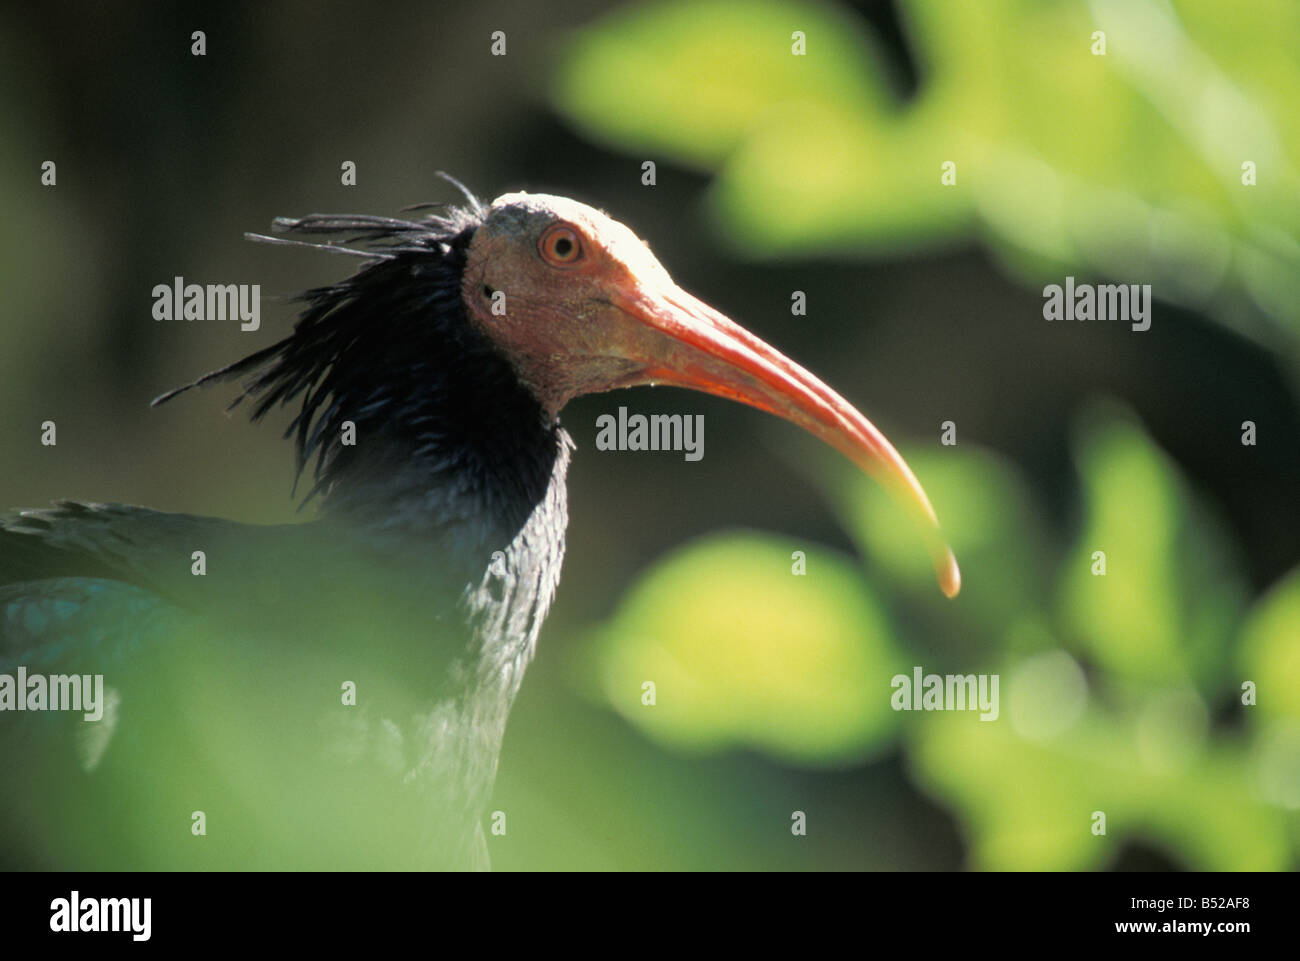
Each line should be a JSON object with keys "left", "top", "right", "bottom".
{"left": 554, "top": 237, "right": 572, "bottom": 257}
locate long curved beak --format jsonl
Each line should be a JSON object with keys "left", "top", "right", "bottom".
{"left": 613, "top": 281, "right": 961, "bottom": 598}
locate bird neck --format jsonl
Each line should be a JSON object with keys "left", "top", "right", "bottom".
{"left": 316, "top": 349, "right": 575, "bottom": 676}
{"left": 349, "top": 418, "right": 572, "bottom": 854}
{"left": 318, "top": 373, "right": 564, "bottom": 547}
{"left": 315, "top": 396, "right": 573, "bottom": 838}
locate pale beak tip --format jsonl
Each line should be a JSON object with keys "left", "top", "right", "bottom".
{"left": 937, "top": 548, "right": 962, "bottom": 599}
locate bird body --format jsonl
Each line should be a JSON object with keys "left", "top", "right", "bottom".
{"left": 0, "top": 182, "right": 957, "bottom": 870}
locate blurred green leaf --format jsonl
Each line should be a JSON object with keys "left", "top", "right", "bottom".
{"left": 553, "top": 0, "right": 1300, "bottom": 347}
{"left": 911, "top": 691, "right": 1293, "bottom": 870}
{"left": 1058, "top": 403, "right": 1246, "bottom": 693}
{"left": 1240, "top": 567, "right": 1300, "bottom": 723}
{"left": 581, "top": 531, "right": 905, "bottom": 765}
{"left": 553, "top": 0, "right": 893, "bottom": 170}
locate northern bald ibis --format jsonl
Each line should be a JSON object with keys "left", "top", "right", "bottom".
{"left": 0, "top": 181, "right": 957, "bottom": 870}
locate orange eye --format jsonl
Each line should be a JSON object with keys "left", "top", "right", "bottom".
{"left": 539, "top": 224, "right": 583, "bottom": 266}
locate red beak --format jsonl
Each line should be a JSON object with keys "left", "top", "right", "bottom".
{"left": 614, "top": 281, "right": 961, "bottom": 599}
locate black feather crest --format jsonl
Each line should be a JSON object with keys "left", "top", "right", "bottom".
{"left": 153, "top": 181, "right": 490, "bottom": 506}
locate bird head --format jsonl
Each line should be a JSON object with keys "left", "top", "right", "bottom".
{"left": 461, "top": 191, "right": 960, "bottom": 598}
{"left": 160, "top": 185, "right": 959, "bottom": 597}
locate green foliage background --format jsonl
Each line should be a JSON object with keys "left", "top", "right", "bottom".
{"left": 542, "top": 0, "right": 1300, "bottom": 870}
